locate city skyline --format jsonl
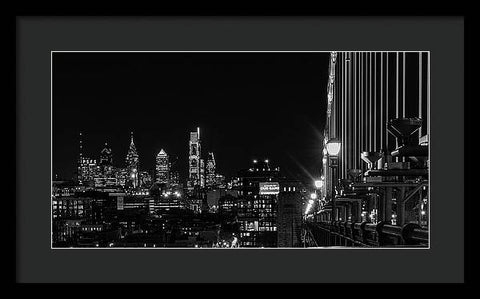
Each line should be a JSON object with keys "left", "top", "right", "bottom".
{"left": 53, "top": 52, "right": 330, "bottom": 183}
{"left": 56, "top": 127, "right": 298, "bottom": 185}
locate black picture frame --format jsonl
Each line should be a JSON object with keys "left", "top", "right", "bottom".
{"left": 13, "top": 10, "right": 468, "bottom": 285}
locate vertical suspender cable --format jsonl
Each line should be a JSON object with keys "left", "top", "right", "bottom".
{"left": 361, "top": 53, "right": 364, "bottom": 170}
{"left": 360, "top": 53, "right": 363, "bottom": 168}
{"left": 329, "top": 53, "right": 342, "bottom": 139}
{"left": 427, "top": 51, "right": 430, "bottom": 231}
{"left": 342, "top": 52, "right": 345, "bottom": 179}
{"left": 340, "top": 52, "right": 346, "bottom": 178}
{"left": 344, "top": 53, "right": 347, "bottom": 172}
{"left": 386, "top": 53, "right": 389, "bottom": 151}
{"left": 332, "top": 54, "right": 335, "bottom": 139}
{"left": 332, "top": 54, "right": 336, "bottom": 139}
{"left": 427, "top": 51, "right": 430, "bottom": 157}
{"left": 402, "top": 52, "right": 406, "bottom": 162}
{"left": 349, "top": 53, "right": 353, "bottom": 170}
{"left": 403, "top": 51, "right": 406, "bottom": 118}
{"left": 343, "top": 53, "right": 351, "bottom": 172}
{"left": 419, "top": 52, "right": 423, "bottom": 138}
{"left": 395, "top": 52, "right": 399, "bottom": 158}
{"left": 396, "top": 52, "right": 399, "bottom": 118}
{"left": 354, "top": 52, "right": 357, "bottom": 169}
{"left": 345, "top": 53, "right": 349, "bottom": 172}
{"left": 374, "top": 52, "right": 377, "bottom": 151}
{"left": 369, "top": 52, "right": 373, "bottom": 151}
{"left": 380, "top": 52, "right": 383, "bottom": 151}
{"left": 340, "top": 52, "right": 344, "bottom": 172}
{"left": 366, "top": 52, "right": 369, "bottom": 152}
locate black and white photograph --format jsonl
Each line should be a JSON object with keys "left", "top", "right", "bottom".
{"left": 15, "top": 14, "right": 467, "bottom": 284}
{"left": 52, "top": 51, "right": 430, "bottom": 249}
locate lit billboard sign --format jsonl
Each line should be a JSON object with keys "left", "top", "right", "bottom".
{"left": 259, "top": 182, "right": 280, "bottom": 195}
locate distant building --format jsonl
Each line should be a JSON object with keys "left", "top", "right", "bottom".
{"left": 125, "top": 132, "right": 140, "bottom": 188}
{"left": 76, "top": 132, "right": 99, "bottom": 185}
{"left": 155, "top": 149, "right": 170, "bottom": 185}
{"left": 206, "top": 152, "right": 216, "bottom": 188}
{"left": 277, "top": 180, "right": 304, "bottom": 247}
{"left": 188, "top": 127, "right": 202, "bottom": 189}
{"left": 215, "top": 174, "right": 226, "bottom": 188}
{"left": 52, "top": 180, "right": 77, "bottom": 197}
{"left": 99, "top": 142, "right": 113, "bottom": 170}
{"left": 200, "top": 158, "right": 205, "bottom": 188}
{"left": 218, "top": 194, "right": 238, "bottom": 214}
{"left": 78, "top": 157, "right": 99, "bottom": 186}
{"left": 168, "top": 156, "right": 180, "bottom": 189}
{"left": 227, "top": 177, "right": 241, "bottom": 190}
{"left": 206, "top": 189, "right": 239, "bottom": 209}
{"left": 114, "top": 167, "right": 128, "bottom": 187}
{"left": 95, "top": 142, "right": 117, "bottom": 187}
{"left": 236, "top": 159, "right": 283, "bottom": 247}
{"left": 139, "top": 170, "right": 153, "bottom": 187}
{"left": 169, "top": 170, "right": 180, "bottom": 189}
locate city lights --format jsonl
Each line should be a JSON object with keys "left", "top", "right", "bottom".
{"left": 305, "top": 199, "right": 315, "bottom": 215}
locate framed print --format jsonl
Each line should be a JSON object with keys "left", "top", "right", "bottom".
{"left": 16, "top": 15, "right": 465, "bottom": 283}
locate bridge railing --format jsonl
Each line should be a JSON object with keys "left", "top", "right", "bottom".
{"left": 305, "top": 221, "right": 428, "bottom": 247}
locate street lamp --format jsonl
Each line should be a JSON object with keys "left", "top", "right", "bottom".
{"left": 325, "top": 139, "right": 341, "bottom": 156}
{"left": 325, "top": 139, "right": 341, "bottom": 223}
{"left": 312, "top": 180, "right": 323, "bottom": 219}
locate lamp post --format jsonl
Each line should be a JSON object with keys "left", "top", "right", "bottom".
{"left": 314, "top": 179, "right": 323, "bottom": 189}
{"left": 325, "top": 139, "right": 341, "bottom": 224}
{"left": 313, "top": 179, "right": 323, "bottom": 221}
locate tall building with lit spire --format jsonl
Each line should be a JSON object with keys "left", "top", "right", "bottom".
{"left": 155, "top": 149, "right": 170, "bottom": 185}
{"left": 77, "top": 132, "right": 84, "bottom": 183}
{"left": 77, "top": 132, "right": 98, "bottom": 185}
{"left": 125, "top": 132, "right": 140, "bottom": 188}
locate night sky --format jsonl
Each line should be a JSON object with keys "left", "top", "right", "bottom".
{"left": 53, "top": 52, "right": 329, "bottom": 184}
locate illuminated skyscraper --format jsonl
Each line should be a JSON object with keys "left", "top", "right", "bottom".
{"left": 206, "top": 152, "right": 216, "bottom": 188}
{"left": 78, "top": 157, "right": 98, "bottom": 185}
{"left": 125, "top": 132, "right": 140, "bottom": 188}
{"left": 200, "top": 158, "right": 205, "bottom": 188}
{"left": 155, "top": 149, "right": 170, "bottom": 185}
{"left": 188, "top": 127, "right": 202, "bottom": 189}
{"left": 169, "top": 156, "right": 180, "bottom": 189}
{"left": 99, "top": 142, "right": 113, "bottom": 176}
{"left": 77, "top": 132, "right": 99, "bottom": 185}
{"left": 77, "top": 132, "right": 84, "bottom": 184}
{"left": 94, "top": 142, "right": 117, "bottom": 187}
